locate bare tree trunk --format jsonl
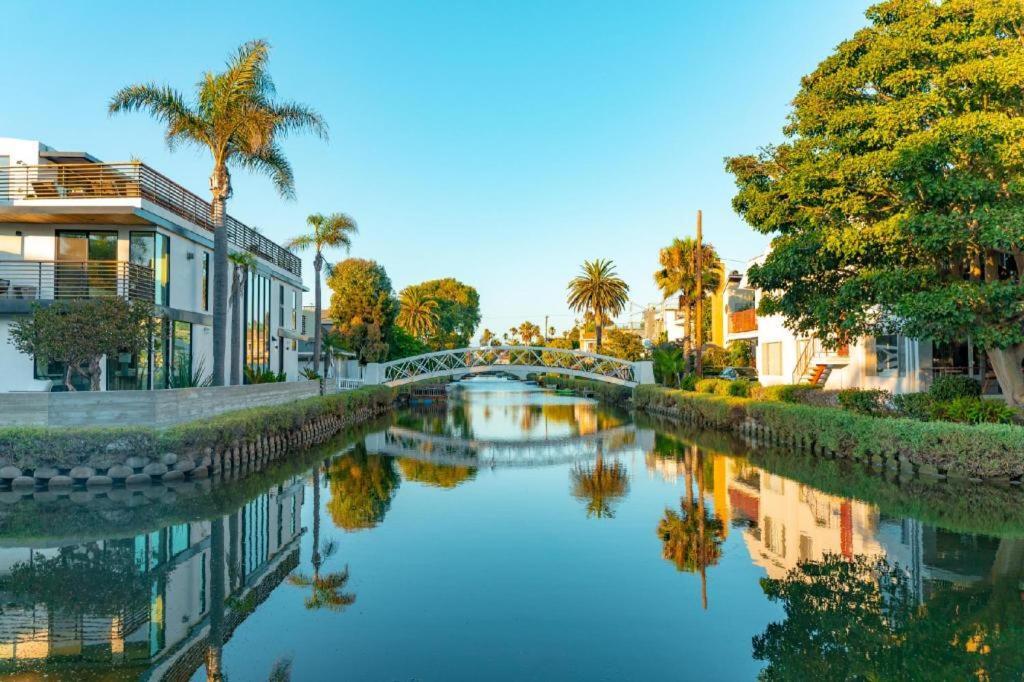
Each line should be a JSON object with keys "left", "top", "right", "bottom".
{"left": 313, "top": 252, "right": 323, "bottom": 384}
{"left": 987, "top": 346, "right": 1024, "bottom": 406}
{"left": 64, "top": 364, "right": 76, "bottom": 392}
{"left": 88, "top": 356, "right": 102, "bottom": 391}
{"left": 210, "top": 165, "right": 231, "bottom": 387}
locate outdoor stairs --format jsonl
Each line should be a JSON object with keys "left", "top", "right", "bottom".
{"left": 802, "top": 363, "right": 832, "bottom": 387}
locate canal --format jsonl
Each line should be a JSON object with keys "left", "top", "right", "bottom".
{"left": 0, "top": 379, "right": 1021, "bottom": 680}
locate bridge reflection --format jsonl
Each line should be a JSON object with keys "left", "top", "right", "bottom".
{"left": 366, "top": 424, "right": 655, "bottom": 468}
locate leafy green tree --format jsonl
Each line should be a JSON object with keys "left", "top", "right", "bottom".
{"left": 287, "top": 213, "right": 358, "bottom": 378}
{"left": 600, "top": 328, "right": 647, "bottom": 361}
{"left": 654, "top": 237, "right": 722, "bottom": 356}
{"left": 110, "top": 40, "right": 326, "bottom": 386}
{"left": 401, "top": 278, "right": 480, "bottom": 349}
{"left": 570, "top": 443, "right": 629, "bottom": 519}
{"left": 399, "top": 459, "right": 476, "bottom": 488}
{"left": 228, "top": 251, "right": 257, "bottom": 385}
{"left": 566, "top": 259, "right": 630, "bottom": 350}
{"left": 396, "top": 287, "right": 440, "bottom": 341}
{"left": 727, "top": 1, "right": 1024, "bottom": 404}
{"left": 388, "top": 325, "right": 430, "bottom": 360}
{"left": 326, "top": 444, "right": 400, "bottom": 531}
{"left": 327, "top": 258, "right": 396, "bottom": 363}
{"left": 9, "top": 298, "right": 152, "bottom": 391}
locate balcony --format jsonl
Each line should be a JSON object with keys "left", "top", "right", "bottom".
{"left": 728, "top": 308, "right": 758, "bottom": 334}
{"left": 0, "top": 260, "right": 154, "bottom": 306}
{"left": 0, "top": 162, "right": 301, "bottom": 277}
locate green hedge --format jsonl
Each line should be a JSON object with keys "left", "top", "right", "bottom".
{"left": 0, "top": 386, "right": 396, "bottom": 468}
{"left": 540, "top": 374, "right": 633, "bottom": 404}
{"left": 634, "top": 385, "right": 1024, "bottom": 480}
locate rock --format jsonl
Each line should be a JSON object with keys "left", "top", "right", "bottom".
{"left": 69, "top": 466, "right": 96, "bottom": 481}
{"left": 48, "top": 475, "right": 73, "bottom": 489}
{"left": 125, "top": 456, "right": 149, "bottom": 469}
{"left": 143, "top": 486, "right": 168, "bottom": 501}
{"left": 125, "top": 473, "right": 151, "bottom": 487}
{"left": 106, "top": 488, "right": 131, "bottom": 503}
{"left": 69, "top": 490, "right": 94, "bottom": 504}
{"left": 190, "top": 466, "right": 209, "bottom": 479}
{"left": 0, "top": 491, "right": 24, "bottom": 504}
{"left": 32, "top": 466, "right": 60, "bottom": 480}
{"left": 142, "top": 462, "right": 168, "bottom": 478}
{"left": 106, "top": 465, "right": 134, "bottom": 480}
{"left": 161, "top": 453, "right": 178, "bottom": 466}
{"left": 33, "top": 491, "right": 59, "bottom": 503}
{"left": 86, "top": 475, "right": 113, "bottom": 488}
{"left": 173, "top": 458, "right": 196, "bottom": 473}
{"left": 161, "top": 469, "right": 185, "bottom": 482}
{"left": 0, "top": 466, "right": 23, "bottom": 480}
{"left": 10, "top": 476, "right": 34, "bottom": 490}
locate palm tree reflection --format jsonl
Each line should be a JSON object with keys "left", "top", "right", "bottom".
{"left": 656, "top": 445, "right": 725, "bottom": 609}
{"left": 570, "top": 441, "right": 629, "bottom": 519}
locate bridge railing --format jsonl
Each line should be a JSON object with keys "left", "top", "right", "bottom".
{"left": 364, "top": 346, "right": 654, "bottom": 387}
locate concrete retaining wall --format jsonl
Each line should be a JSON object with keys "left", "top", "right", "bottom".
{"left": 0, "top": 381, "right": 320, "bottom": 428}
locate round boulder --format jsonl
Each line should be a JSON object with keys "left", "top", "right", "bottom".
{"left": 10, "top": 476, "right": 34, "bottom": 490}
{"left": 69, "top": 466, "right": 96, "bottom": 481}
{"left": 190, "top": 466, "right": 209, "bottom": 479}
{"left": 0, "top": 466, "right": 23, "bottom": 480}
{"left": 161, "top": 453, "right": 178, "bottom": 466}
{"left": 125, "top": 473, "right": 151, "bottom": 487}
{"left": 86, "top": 475, "right": 114, "bottom": 488}
{"left": 173, "top": 458, "right": 196, "bottom": 473}
{"left": 161, "top": 469, "right": 185, "bottom": 483}
{"left": 106, "top": 465, "right": 134, "bottom": 481}
{"left": 32, "top": 466, "right": 60, "bottom": 481}
{"left": 125, "top": 456, "right": 149, "bottom": 470}
{"left": 142, "top": 462, "right": 168, "bottom": 478}
{"left": 47, "top": 476, "right": 73, "bottom": 489}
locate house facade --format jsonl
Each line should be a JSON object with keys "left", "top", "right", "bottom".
{"left": 720, "top": 254, "right": 992, "bottom": 394}
{"left": 0, "top": 138, "right": 304, "bottom": 391}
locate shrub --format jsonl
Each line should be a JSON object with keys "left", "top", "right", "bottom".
{"left": 695, "top": 378, "right": 730, "bottom": 395}
{"left": 727, "top": 380, "right": 753, "bottom": 398}
{"left": 892, "top": 392, "right": 935, "bottom": 421}
{"left": 929, "top": 375, "right": 981, "bottom": 402}
{"left": 932, "top": 397, "right": 1018, "bottom": 425}
{"left": 837, "top": 389, "right": 892, "bottom": 416}
{"left": 680, "top": 373, "right": 698, "bottom": 391}
{"left": 749, "top": 383, "right": 821, "bottom": 404}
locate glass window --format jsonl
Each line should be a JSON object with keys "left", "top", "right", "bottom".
{"left": 875, "top": 334, "right": 899, "bottom": 376}
{"left": 171, "top": 321, "right": 192, "bottom": 385}
{"left": 245, "top": 271, "right": 273, "bottom": 374}
{"left": 279, "top": 284, "right": 285, "bottom": 329}
{"left": 202, "top": 252, "right": 210, "bottom": 311}
{"left": 34, "top": 357, "right": 90, "bottom": 391}
{"left": 55, "top": 230, "right": 118, "bottom": 298}
{"left": 152, "top": 317, "right": 169, "bottom": 390}
{"left": 292, "top": 291, "right": 299, "bottom": 329}
{"left": 131, "top": 232, "right": 170, "bottom": 306}
{"left": 169, "top": 524, "right": 190, "bottom": 557}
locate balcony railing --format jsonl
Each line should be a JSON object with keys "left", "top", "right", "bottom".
{"left": 728, "top": 308, "right": 758, "bottom": 334}
{"left": 0, "top": 260, "right": 154, "bottom": 303}
{"left": 0, "top": 162, "right": 301, "bottom": 277}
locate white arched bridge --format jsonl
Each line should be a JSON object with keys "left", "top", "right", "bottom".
{"left": 363, "top": 346, "right": 655, "bottom": 388}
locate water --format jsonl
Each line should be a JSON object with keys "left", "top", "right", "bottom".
{"left": 0, "top": 379, "right": 1021, "bottom": 680}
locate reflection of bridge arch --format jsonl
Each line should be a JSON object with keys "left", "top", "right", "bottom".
{"left": 366, "top": 425, "right": 654, "bottom": 468}
{"left": 363, "top": 346, "right": 654, "bottom": 388}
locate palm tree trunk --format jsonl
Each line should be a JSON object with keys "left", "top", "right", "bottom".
{"left": 210, "top": 165, "right": 230, "bottom": 387}
{"left": 595, "top": 312, "right": 603, "bottom": 350}
{"left": 206, "top": 516, "right": 226, "bottom": 682}
{"left": 312, "top": 465, "right": 322, "bottom": 581}
{"left": 313, "top": 252, "right": 323, "bottom": 383}
{"left": 230, "top": 266, "right": 242, "bottom": 386}
{"left": 696, "top": 449, "right": 707, "bottom": 610}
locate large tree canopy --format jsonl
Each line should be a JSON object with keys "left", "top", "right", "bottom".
{"left": 726, "top": 0, "right": 1024, "bottom": 403}
{"left": 398, "top": 278, "right": 480, "bottom": 350}
{"left": 327, "top": 258, "right": 396, "bottom": 363}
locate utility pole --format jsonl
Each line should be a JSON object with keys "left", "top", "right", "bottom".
{"left": 544, "top": 314, "right": 549, "bottom": 343}
{"left": 695, "top": 209, "right": 704, "bottom": 378}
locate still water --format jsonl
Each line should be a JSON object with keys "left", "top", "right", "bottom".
{"left": 0, "top": 379, "right": 1022, "bottom": 680}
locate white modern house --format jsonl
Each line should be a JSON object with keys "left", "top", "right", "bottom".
{"left": 0, "top": 138, "right": 304, "bottom": 391}
{"left": 725, "top": 254, "right": 991, "bottom": 394}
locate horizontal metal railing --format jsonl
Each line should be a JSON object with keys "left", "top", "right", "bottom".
{"left": 0, "top": 260, "right": 154, "bottom": 302}
{"left": 0, "top": 162, "right": 301, "bottom": 277}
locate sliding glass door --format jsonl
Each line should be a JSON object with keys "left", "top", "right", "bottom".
{"left": 55, "top": 230, "right": 118, "bottom": 298}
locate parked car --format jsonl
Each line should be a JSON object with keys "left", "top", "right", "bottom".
{"left": 719, "top": 366, "right": 758, "bottom": 381}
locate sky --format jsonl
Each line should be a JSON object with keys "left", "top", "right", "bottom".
{"left": 1, "top": 0, "right": 872, "bottom": 338}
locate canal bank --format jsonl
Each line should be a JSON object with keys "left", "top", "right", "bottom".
{"left": 0, "top": 385, "right": 395, "bottom": 493}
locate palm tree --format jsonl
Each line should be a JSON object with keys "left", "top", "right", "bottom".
{"left": 517, "top": 321, "right": 542, "bottom": 346}
{"left": 110, "top": 40, "right": 327, "bottom": 386}
{"left": 570, "top": 441, "right": 629, "bottom": 519}
{"left": 397, "top": 288, "right": 439, "bottom": 341}
{"left": 228, "top": 251, "right": 257, "bottom": 385}
{"left": 566, "top": 259, "right": 629, "bottom": 350}
{"left": 286, "top": 213, "right": 358, "bottom": 379}
{"left": 653, "top": 238, "right": 723, "bottom": 356}
{"left": 479, "top": 328, "right": 496, "bottom": 346}
{"left": 288, "top": 463, "right": 356, "bottom": 611}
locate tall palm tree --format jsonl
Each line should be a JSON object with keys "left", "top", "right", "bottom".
{"left": 654, "top": 238, "right": 723, "bottom": 355}
{"left": 110, "top": 40, "right": 328, "bottom": 386}
{"left": 397, "top": 288, "right": 439, "bottom": 341}
{"left": 286, "top": 213, "right": 358, "bottom": 379}
{"left": 566, "top": 259, "right": 629, "bottom": 350}
{"left": 570, "top": 441, "right": 629, "bottom": 519}
{"left": 228, "top": 251, "right": 257, "bottom": 385}
{"left": 479, "top": 328, "right": 496, "bottom": 346}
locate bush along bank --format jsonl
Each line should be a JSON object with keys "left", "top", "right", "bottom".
{"left": 634, "top": 385, "right": 1024, "bottom": 482}
{"left": 538, "top": 374, "right": 633, "bottom": 405}
{"left": 0, "top": 386, "right": 396, "bottom": 493}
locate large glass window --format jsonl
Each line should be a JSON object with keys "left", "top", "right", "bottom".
{"left": 55, "top": 230, "right": 118, "bottom": 298}
{"left": 762, "top": 342, "right": 783, "bottom": 376}
{"left": 875, "top": 334, "right": 900, "bottom": 376}
{"left": 130, "top": 231, "right": 170, "bottom": 306}
{"left": 202, "top": 252, "right": 210, "bottom": 312}
{"left": 279, "top": 284, "right": 285, "bottom": 329}
{"left": 292, "top": 291, "right": 299, "bottom": 329}
{"left": 171, "top": 320, "right": 192, "bottom": 385}
{"left": 245, "top": 271, "right": 272, "bottom": 374}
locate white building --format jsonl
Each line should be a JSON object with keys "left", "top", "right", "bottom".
{"left": 725, "top": 254, "right": 988, "bottom": 394}
{"left": 0, "top": 138, "right": 304, "bottom": 391}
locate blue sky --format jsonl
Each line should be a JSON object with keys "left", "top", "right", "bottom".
{"left": 2, "top": 1, "right": 871, "bottom": 337}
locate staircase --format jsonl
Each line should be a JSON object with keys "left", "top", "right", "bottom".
{"left": 792, "top": 338, "right": 849, "bottom": 386}
{"left": 802, "top": 363, "right": 833, "bottom": 386}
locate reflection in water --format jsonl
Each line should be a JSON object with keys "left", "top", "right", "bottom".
{"left": 656, "top": 443, "right": 726, "bottom": 609}
{"left": 570, "top": 442, "right": 630, "bottom": 519}
{"left": 0, "top": 380, "right": 1022, "bottom": 679}
{"left": 326, "top": 443, "right": 400, "bottom": 531}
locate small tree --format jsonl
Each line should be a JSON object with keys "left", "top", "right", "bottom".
{"left": 10, "top": 299, "right": 153, "bottom": 391}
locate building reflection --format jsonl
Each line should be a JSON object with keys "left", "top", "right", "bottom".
{"left": 0, "top": 478, "right": 304, "bottom": 679}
